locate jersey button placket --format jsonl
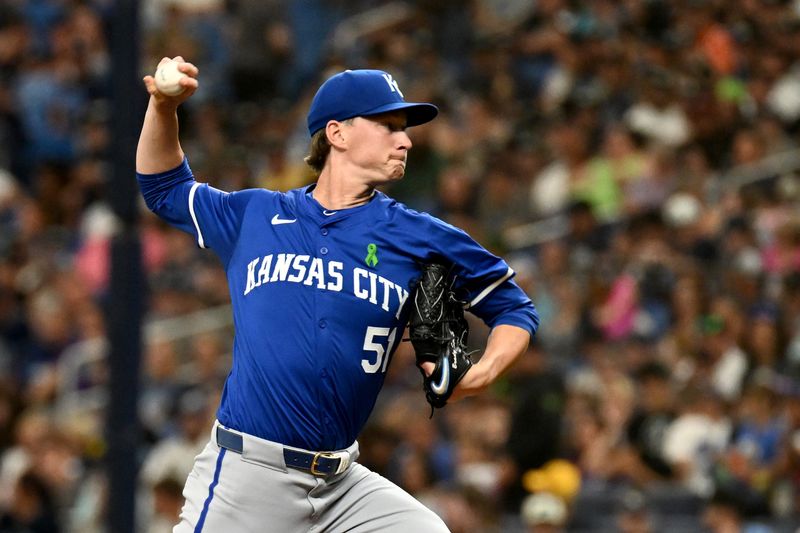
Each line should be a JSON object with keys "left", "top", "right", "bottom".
{"left": 315, "top": 224, "right": 332, "bottom": 437}
{"left": 320, "top": 226, "right": 329, "bottom": 254}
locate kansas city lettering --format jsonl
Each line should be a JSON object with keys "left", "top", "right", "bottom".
{"left": 244, "top": 255, "right": 407, "bottom": 318}
{"left": 246, "top": 253, "right": 342, "bottom": 293}
{"left": 353, "top": 268, "right": 408, "bottom": 317}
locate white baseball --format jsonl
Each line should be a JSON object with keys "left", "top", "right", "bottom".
{"left": 154, "top": 60, "right": 186, "bottom": 96}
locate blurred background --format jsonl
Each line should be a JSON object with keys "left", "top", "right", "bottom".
{"left": 1, "top": 0, "right": 800, "bottom": 531}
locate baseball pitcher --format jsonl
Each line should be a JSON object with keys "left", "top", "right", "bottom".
{"left": 136, "top": 57, "right": 539, "bottom": 532}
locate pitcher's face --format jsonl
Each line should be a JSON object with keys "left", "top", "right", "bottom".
{"left": 341, "top": 111, "right": 412, "bottom": 183}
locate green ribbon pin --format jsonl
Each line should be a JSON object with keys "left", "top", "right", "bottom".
{"left": 365, "top": 243, "right": 378, "bottom": 267}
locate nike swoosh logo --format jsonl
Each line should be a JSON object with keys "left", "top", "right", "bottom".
{"left": 430, "top": 355, "right": 450, "bottom": 395}
{"left": 271, "top": 214, "right": 297, "bottom": 225}
{"left": 322, "top": 210, "right": 338, "bottom": 216}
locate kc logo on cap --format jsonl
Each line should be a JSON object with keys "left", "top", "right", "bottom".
{"left": 381, "top": 73, "right": 403, "bottom": 97}
{"left": 306, "top": 69, "right": 438, "bottom": 136}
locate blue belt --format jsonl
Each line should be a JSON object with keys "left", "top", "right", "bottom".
{"left": 216, "top": 426, "right": 346, "bottom": 477}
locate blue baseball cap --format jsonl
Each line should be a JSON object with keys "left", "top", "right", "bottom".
{"left": 307, "top": 69, "right": 438, "bottom": 136}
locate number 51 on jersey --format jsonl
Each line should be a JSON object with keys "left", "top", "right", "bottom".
{"left": 361, "top": 326, "right": 399, "bottom": 374}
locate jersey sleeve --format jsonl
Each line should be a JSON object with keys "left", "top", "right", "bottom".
{"left": 425, "top": 215, "right": 540, "bottom": 338}
{"left": 136, "top": 158, "right": 254, "bottom": 265}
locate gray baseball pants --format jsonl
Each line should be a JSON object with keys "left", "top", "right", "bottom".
{"left": 173, "top": 421, "right": 450, "bottom": 532}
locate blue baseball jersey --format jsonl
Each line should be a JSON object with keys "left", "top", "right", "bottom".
{"left": 138, "top": 159, "right": 539, "bottom": 450}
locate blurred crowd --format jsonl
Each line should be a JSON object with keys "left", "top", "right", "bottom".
{"left": 1, "top": 0, "right": 800, "bottom": 531}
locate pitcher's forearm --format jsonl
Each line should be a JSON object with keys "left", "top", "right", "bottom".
{"left": 477, "top": 324, "right": 531, "bottom": 382}
{"left": 450, "top": 324, "right": 530, "bottom": 401}
{"left": 136, "top": 98, "right": 184, "bottom": 174}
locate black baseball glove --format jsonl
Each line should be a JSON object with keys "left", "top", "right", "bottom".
{"left": 407, "top": 263, "right": 472, "bottom": 414}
